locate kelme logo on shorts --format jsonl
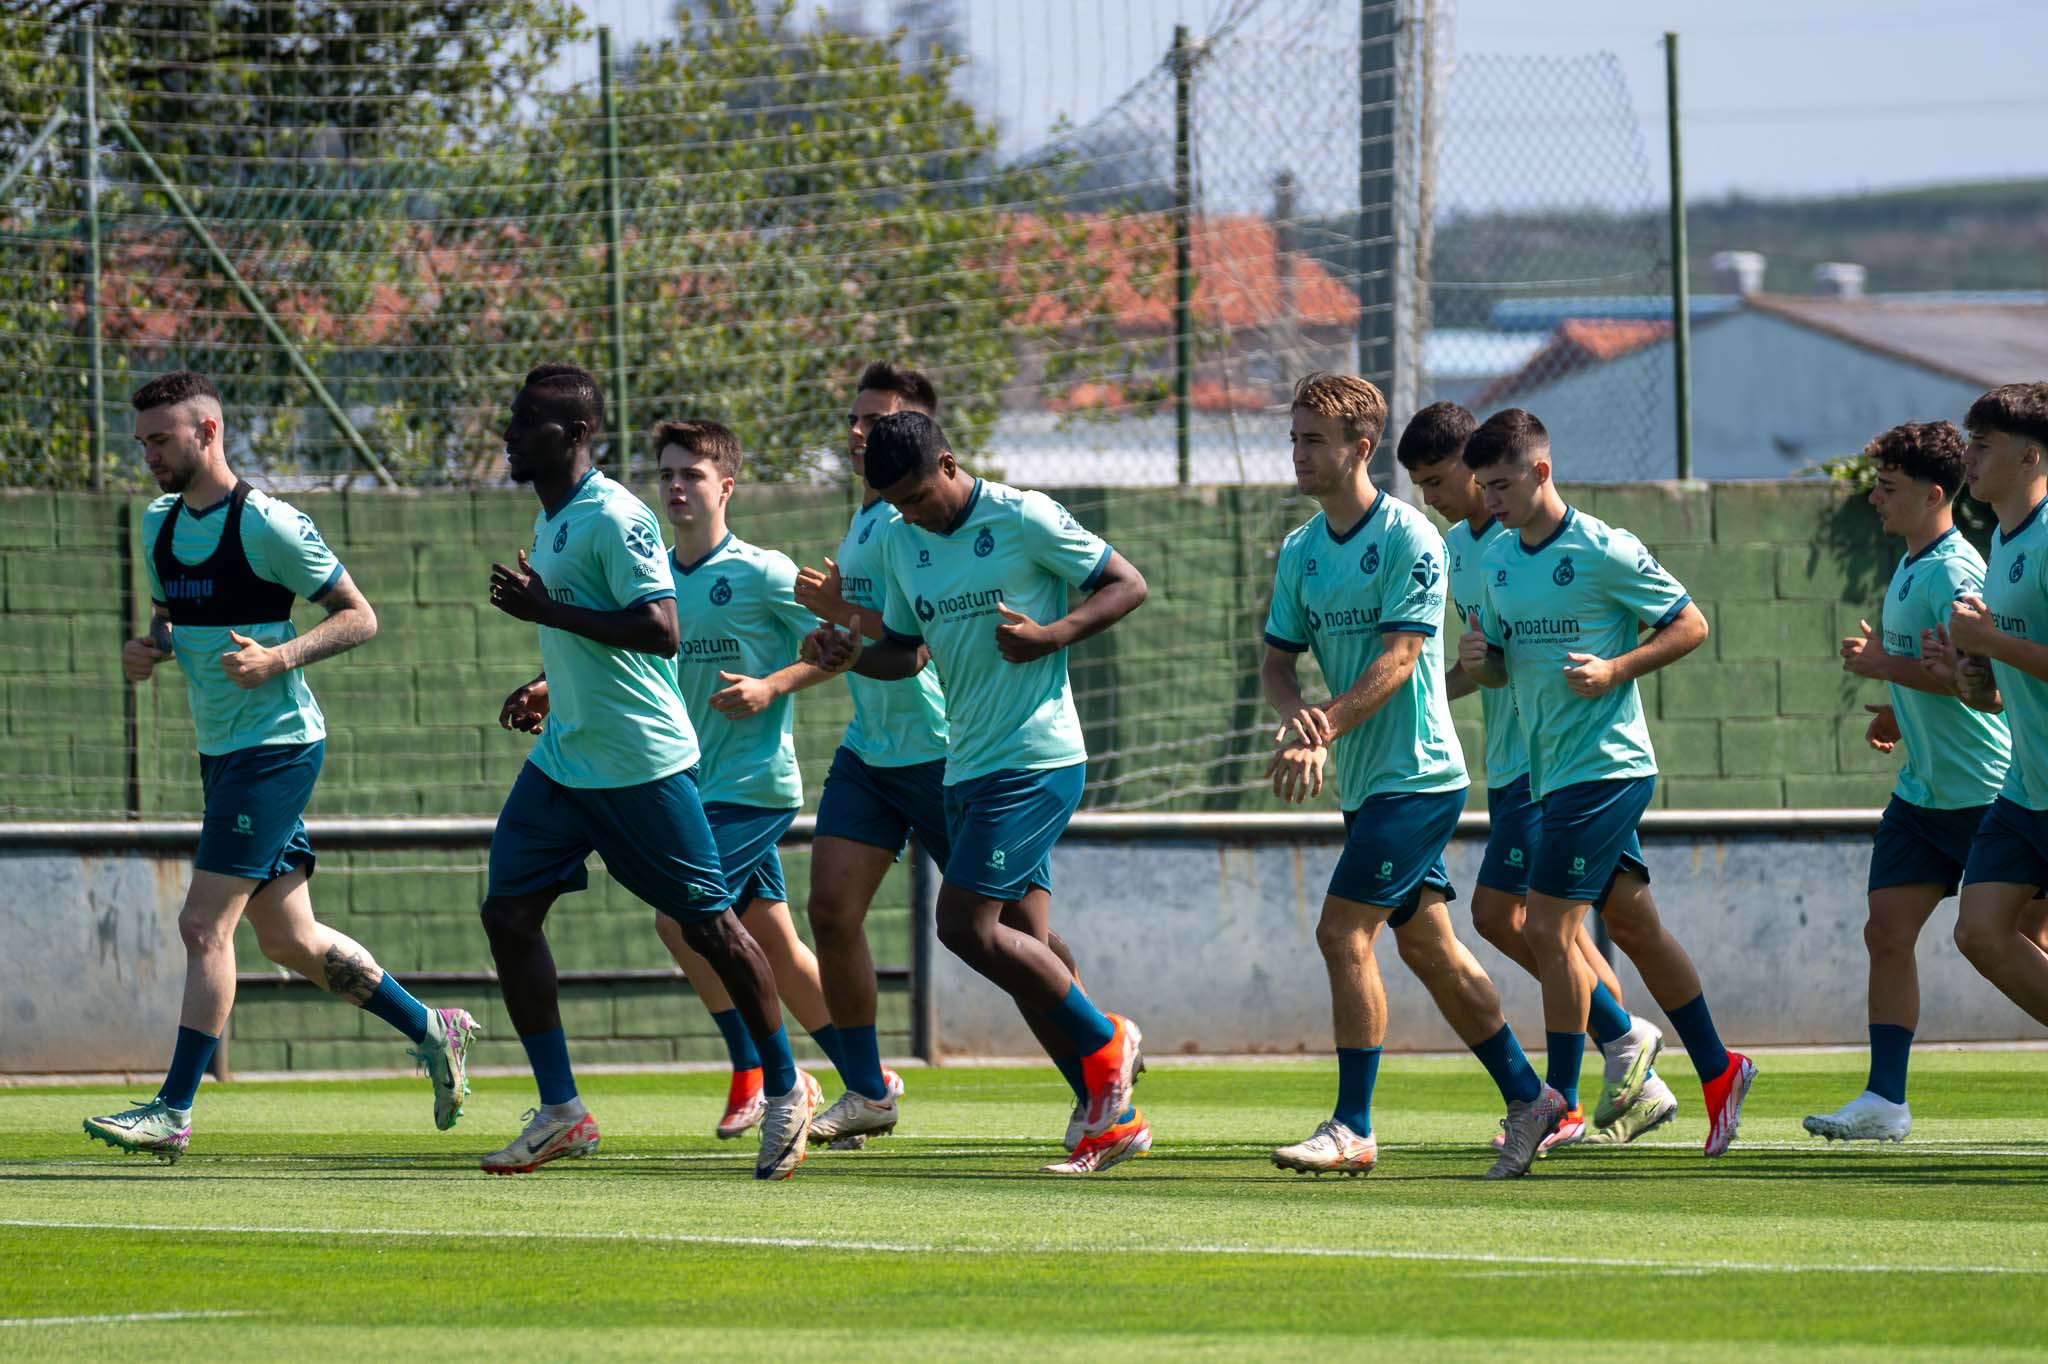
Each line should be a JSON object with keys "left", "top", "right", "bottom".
{"left": 1506, "top": 847, "right": 1524, "bottom": 867}
{"left": 1553, "top": 556, "right": 1576, "bottom": 586}
{"left": 988, "top": 849, "right": 1007, "bottom": 869}
{"left": 686, "top": 882, "right": 715, "bottom": 901}
{"left": 1377, "top": 860, "right": 1394, "bottom": 878}
{"left": 709, "top": 575, "right": 732, "bottom": 606}
{"left": 1360, "top": 543, "right": 1380, "bottom": 576}
{"left": 553, "top": 524, "right": 569, "bottom": 553}
{"left": 2012, "top": 553, "right": 2027, "bottom": 584}
{"left": 234, "top": 813, "right": 252, "bottom": 835}
{"left": 974, "top": 526, "right": 995, "bottom": 557}
{"left": 1571, "top": 855, "right": 1586, "bottom": 874}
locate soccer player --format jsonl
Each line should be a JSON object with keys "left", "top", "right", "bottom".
{"left": 803, "top": 410, "right": 1149, "bottom": 1173}
{"left": 644, "top": 417, "right": 875, "bottom": 1140}
{"left": 1460, "top": 408, "right": 1756, "bottom": 1160}
{"left": 794, "top": 362, "right": 1096, "bottom": 1151}
{"left": 1262, "top": 374, "right": 1557, "bottom": 1181}
{"left": 480, "top": 362, "right": 816, "bottom": 1179}
{"left": 1398, "top": 401, "right": 1676, "bottom": 1148}
{"left": 85, "top": 371, "right": 475, "bottom": 1162}
{"left": 1941, "top": 384, "right": 2048, "bottom": 1039}
{"left": 1806, "top": 421, "right": 2013, "bottom": 1142}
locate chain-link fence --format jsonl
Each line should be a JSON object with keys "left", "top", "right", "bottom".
{"left": 1, "top": 0, "right": 1677, "bottom": 821}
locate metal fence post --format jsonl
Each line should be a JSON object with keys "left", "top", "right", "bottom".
{"left": 1358, "top": 2, "right": 1398, "bottom": 486}
{"left": 79, "top": 22, "right": 105, "bottom": 491}
{"left": 600, "top": 26, "right": 631, "bottom": 481}
{"left": 1666, "top": 31, "right": 1693, "bottom": 482}
{"left": 1172, "top": 24, "right": 1193, "bottom": 487}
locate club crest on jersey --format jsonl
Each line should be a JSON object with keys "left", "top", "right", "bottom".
{"left": 624, "top": 521, "right": 658, "bottom": 559}
{"left": 553, "top": 524, "right": 569, "bottom": 553}
{"left": 2012, "top": 554, "right": 2027, "bottom": 584}
{"left": 858, "top": 520, "right": 875, "bottom": 544}
{"left": 1553, "top": 556, "right": 1576, "bottom": 586}
{"left": 1899, "top": 574, "right": 1912, "bottom": 602}
{"left": 974, "top": 526, "right": 995, "bottom": 557}
{"left": 1411, "top": 551, "right": 1440, "bottom": 590}
{"left": 709, "top": 575, "right": 732, "bottom": 606}
{"left": 915, "top": 594, "right": 936, "bottom": 622}
{"left": 1360, "top": 543, "right": 1381, "bottom": 576}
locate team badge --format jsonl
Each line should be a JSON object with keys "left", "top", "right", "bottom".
{"left": 2012, "top": 554, "right": 2027, "bottom": 584}
{"left": 709, "top": 575, "right": 732, "bottom": 606}
{"left": 553, "top": 524, "right": 569, "bottom": 553}
{"left": 1360, "top": 543, "right": 1380, "bottom": 576}
{"left": 974, "top": 526, "right": 995, "bottom": 557}
{"left": 858, "top": 520, "right": 874, "bottom": 544}
{"left": 1553, "top": 556, "right": 1576, "bottom": 586}
{"left": 1899, "top": 574, "right": 1912, "bottom": 602}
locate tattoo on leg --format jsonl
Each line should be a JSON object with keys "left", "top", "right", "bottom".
{"left": 323, "top": 944, "right": 381, "bottom": 1003}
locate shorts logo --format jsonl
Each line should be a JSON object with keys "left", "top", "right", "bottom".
{"left": 973, "top": 526, "right": 996, "bottom": 557}
{"left": 858, "top": 520, "right": 875, "bottom": 545}
{"left": 918, "top": 548, "right": 932, "bottom": 568}
{"left": 685, "top": 882, "right": 716, "bottom": 901}
{"left": 1411, "top": 551, "right": 1440, "bottom": 590}
{"left": 709, "top": 575, "right": 732, "bottom": 606}
{"left": 624, "top": 521, "right": 659, "bottom": 559}
{"left": 553, "top": 524, "right": 569, "bottom": 554}
{"left": 1376, "top": 860, "right": 1394, "bottom": 879}
{"left": 1553, "top": 556, "right": 1576, "bottom": 586}
{"left": 1506, "top": 847, "right": 1524, "bottom": 867}
{"left": 1305, "top": 557, "right": 1318, "bottom": 576}
{"left": 1571, "top": 855, "right": 1586, "bottom": 875}
{"left": 2012, "top": 553, "right": 2026, "bottom": 584}
{"left": 915, "top": 594, "right": 936, "bottom": 622}
{"left": 1360, "top": 543, "right": 1381, "bottom": 576}
{"left": 988, "top": 849, "right": 1007, "bottom": 870}
{"left": 234, "top": 813, "right": 252, "bottom": 835}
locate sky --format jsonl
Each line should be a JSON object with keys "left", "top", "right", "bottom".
{"left": 573, "top": 0, "right": 2048, "bottom": 201}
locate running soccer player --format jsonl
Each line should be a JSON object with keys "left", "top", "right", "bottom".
{"left": 803, "top": 410, "right": 1150, "bottom": 1174}
{"left": 1941, "top": 383, "right": 2048, "bottom": 1039}
{"left": 480, "top": 362, "right": 816, "bottom": 1179}
{"left": 1460, "top": 408, "right": 1756, "bottom": 1160}
{"left": 85, "top": 371, "right": 475, "bottom": 1162}
{"left": 1262, "top": 374, "right": 1557, "bottom": 1181}
{"left": 1398, "top": 400, "right": 1676, "bottom": 1149}
{"left": 644, "top": 417, "right": 880, "bottom": 1140}
{"left": 1806, "top": 421, "right": 2013, "bottom": 1143}
{"left": 794, "top": 362, "right": 1096, "bottom": 1151}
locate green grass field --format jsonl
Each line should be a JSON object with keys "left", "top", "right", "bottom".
{"left": 5, "top": 1051, "right": 2047, "bottom": 1361}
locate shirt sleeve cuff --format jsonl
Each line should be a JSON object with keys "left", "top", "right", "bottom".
{"left": 1079, "top": 543, "right": 1114, "bottom": 591}
{"left": 1263, "top": 630, "right": 1308, "bottom": 654}
{"left": 884, "top": 628, "right": 923, "bottom": 648}
{"left": 1380, "top": 621, "right": 1437, "bottom": 637}
{"left": 1651, "top": 595, "right": 1692, "bottom": 629}
{"left": 626, "top": 588, "right": 677, "bottom": 608}
{"left": 307, "top": 562, "right": 346, "bottom": 603}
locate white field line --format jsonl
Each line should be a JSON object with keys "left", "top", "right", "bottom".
{"left": 0, "top": 1310, "right": 263, "bottom": 1327}
{"left": 1, "top": 1218, "right": 2040, "bottom": 1278}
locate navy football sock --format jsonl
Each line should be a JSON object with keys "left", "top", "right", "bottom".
{"left": 1333, "top": 1046, "right": 1381, "bottom": 1135}
{"left": 359, "top": 973, "right": 430, "bottom": 1045}
{"left": 519, "top": 1027, "right": 578, "bottom": 1107}
{"left": 1866, "top": 1024, "right": 1913, "bottom": 1105}
{"left": 157, "top": 1026, "right": 218, "bottom": 1111}
{"left": 1470, "top": 1024, "right": 1544, "bottom": 1104}
{"left": 1544, "top": 1030, "right": 1586, "bottom": 1110}
{"left": 710, "top": 1008, "right": 761, "bottom": 1072}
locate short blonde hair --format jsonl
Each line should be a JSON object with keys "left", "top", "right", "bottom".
{"left": 1291, "top": 372, "right": 1387, "bottom": 448}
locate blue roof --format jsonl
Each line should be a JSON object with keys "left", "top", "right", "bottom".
{"left": 1491, "top": 296, "right": 1742, "bottom": 332}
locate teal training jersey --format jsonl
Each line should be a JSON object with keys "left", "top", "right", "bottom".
{"left": 833, "top": 498, "right": 949, "bottom": 767}
{"left": 1264, "top": 491, "right": 1468, "bottom": 809}
{"left": 671, "top": 532, "right": 813, "bottom": 809}
{"left": 144, "top": 488, "right": 342, "bottom": 755}
{"left": 1983, "top": 498, "right": 2048, "bottom": 811}
{"left": 1446, "top": 514, "right": 1529, "bottom": 786}
{"left": 1879, "top": 529, "right": 2010, "bottom": 809}
{"left": 877, "top": 479, "right": 1112, "bottom": 784}
{"left": 524, "top": 469, "right": 698, "bottom": 789}
{"left": 1479, "top": 508, "right": 1690, "bottom": 801}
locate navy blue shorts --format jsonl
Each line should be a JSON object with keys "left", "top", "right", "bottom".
{"left": 195, "top": 740, "right": 322, "bottom": 885}
{"left": 813, "top": 747, "right": 953, "bottom": 867}
{"left": 1476, "top": 774, "right": 1540, "bottom": 897}
{"left": 1962, "top": 796, "right": 2048, "bottom": 894}
{"left": 488, "top": 761, "right": 728, "bottom": 923}
{"left": 942, "top": 763, "right": 1085, "bottom": 900}
{"left": 1531, "top": 776, "right": 1653, "bottom": 903}
{"left": 1870, "top": 797, "right": 1989, "bottom": 897}
{"left": 704, "top": 802, "right": 796, "bottom": 910}
{"left": 1333, "top": 788, "right": 1466, "bottom": 927}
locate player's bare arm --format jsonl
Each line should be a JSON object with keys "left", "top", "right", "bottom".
{"left": 991, "top": 550, "right": 1147, "bottom": 664}
{"left": 709, "top": 661, "right": 836, "bottom": 719}
{"left": 1841, "top": 618, "right": 1953, "bottom": 695}
{"left": 1561, "top": 601, "right": 1707, "bottom": 699}
{"left": 794, "top": 556, "right": 883, "bottom": 640}
{"left": 489, "top": 548, "right": 681, "bottom": 657}
{"left": 218, "top": 572, "right": 378, "bottom": 691}
{"left": 1862, "top": 702, "right": 1900, "bottom": 753}
{"left": 121, "top": 605, "right": 174, "bottom": 683}
{"left": 1259, "top": 645, "right": 1333, "bottom": 749}
{"left": 1459, "top": 612, "right": 1507, "bottom": 689}
{"left": 499, "top": 673, "right": 548, "bottom": 733}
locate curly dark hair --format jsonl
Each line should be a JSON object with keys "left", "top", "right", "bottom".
{"left": 1865, "top": 420, "right": 1966, "bottom": 497}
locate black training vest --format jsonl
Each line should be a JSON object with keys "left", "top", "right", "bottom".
{"left": 151, "top": 481, "right": 296, "bottom": 626}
